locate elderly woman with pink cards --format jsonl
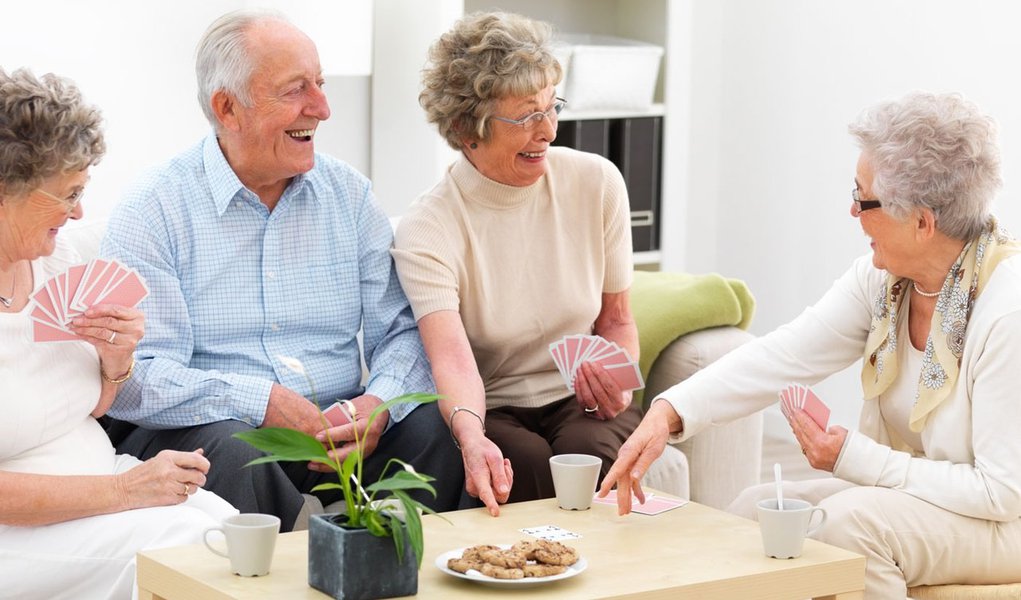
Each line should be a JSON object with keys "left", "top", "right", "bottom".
{"left": 601, "top": 91, "right": 1021, "bottom": 596}
{"left": 0, "top": 68, "right": 235, "bottom": 598}
{"left": 392, "top": 12, "right": 642, "bottom": 514}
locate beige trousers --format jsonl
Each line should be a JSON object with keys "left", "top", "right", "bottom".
{"left": 729, "top": 478, "right": 1021, "bottom": 598}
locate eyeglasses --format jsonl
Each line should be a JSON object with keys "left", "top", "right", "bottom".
{"left": 33, "top": 186, "right": 85, "bottom": 211}
{"left": 492, "top": 97, "right": 567, "bottom": 130}
{"left": 852, "top": 187, "right": 881, "bottom": 213}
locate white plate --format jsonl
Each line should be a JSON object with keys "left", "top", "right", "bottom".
{"left": 435, "top": 545, "right": 587, "bottom": 588}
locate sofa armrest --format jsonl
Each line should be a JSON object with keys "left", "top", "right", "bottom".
{"left": 645, "top": 326, "right": 761, "bottom": 510}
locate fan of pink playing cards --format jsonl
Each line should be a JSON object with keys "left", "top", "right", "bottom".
{"left": 29, "top": 258, "right": 149, "bottom": 343}
{"left": 778, "top": 382, "right": 830, "bottom": 430}
{"left": 549, "top": 334, "right": 644, "bottom": 392}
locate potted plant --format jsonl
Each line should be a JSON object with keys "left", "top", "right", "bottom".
{"left": 234, "top": 356, "right": 444, "bottom": 600}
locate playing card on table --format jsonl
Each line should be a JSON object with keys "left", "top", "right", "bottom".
{"left": 548, "top": 334, "right": 644, "bottom": 393}
{"left": 29, "top": 258, "right": 149, "bottom": 343}
{"left": 519, "top": 525, "right": 582, "bottom": 541}
{"left": 778, "top": 382, "right": 830, "bottom": 430}
{"left": 592, "top": 490, "right": 688, "bottom": 515}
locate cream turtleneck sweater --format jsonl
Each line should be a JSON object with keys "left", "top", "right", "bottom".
{"left": 392, "top": 146, "right": 633, "bottom": 409}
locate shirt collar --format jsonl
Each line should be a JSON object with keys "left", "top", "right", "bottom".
{"left": 203, "top": 133, "right": 247, "bottom": 217}
{"left": 202, "top": 133, "right": 318, "bottom": 215}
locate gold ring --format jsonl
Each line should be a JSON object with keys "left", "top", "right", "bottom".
{"left": 584, "top": 406, "right": 598, "bottom": 413}
{"left": 108, "top": 331, "right": 117, "bottom": 344}
{"left": 183, "top": 484, "right": 189, "bottom": 495}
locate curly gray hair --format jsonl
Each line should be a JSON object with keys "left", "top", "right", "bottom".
{"left": 419, "top": 11, "right": 563, "bottom": 151}
{"left": 0, "top": 68, "right": 105, "bottom": 198}
{"left": 195, "top": 8, "right": 290, "bottom": 129}
{"left": 849, "top": 92, "right": 1000, "bottom": 240}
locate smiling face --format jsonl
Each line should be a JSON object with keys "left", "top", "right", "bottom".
{"left": 215, "top": 20, "right": 330, "bottom": 199}
{"left": 0, "top": 169, "right": 87, "bottom": 263}
{"left": 465, "top": 87, "right": 558, "bottom": 187}
{"left": 853, "top": 152, "right": 919, "bottom": 276}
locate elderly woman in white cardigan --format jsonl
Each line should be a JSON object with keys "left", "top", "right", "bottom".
{"left": 601, "top": 92, "right": 1021, "bottom": 597}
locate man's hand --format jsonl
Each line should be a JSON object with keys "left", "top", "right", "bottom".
{"left": 262, "top": 383, "right": 323, "bottom": 434}
{"left": 312, "top": 394, "right": 387, "bottom": 470}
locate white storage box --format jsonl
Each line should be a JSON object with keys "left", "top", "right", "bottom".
{"left": 553, "top": 34, "right": 664, "bottom": 111}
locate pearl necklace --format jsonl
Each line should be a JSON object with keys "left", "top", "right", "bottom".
{"left": 0, "top": 265, "right": 16, "bottom": 308}
{"left": 912, "top": 281, "right": 941, "bottom": 298}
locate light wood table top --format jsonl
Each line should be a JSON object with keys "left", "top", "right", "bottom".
{"left": 138, "top": 495, "right": 864, "bottom": 600}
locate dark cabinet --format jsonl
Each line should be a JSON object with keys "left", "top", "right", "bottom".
{"left": 554, "top": 116, "right": 662, "bottom": 252}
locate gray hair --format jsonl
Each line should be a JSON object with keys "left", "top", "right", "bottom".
{"left": 420, "top": 11, "right": 563, "bottom": 151}
{"left": 0, "top": 68, "right": 105, "bottom": 198}
{"left": 849, "top": 92, "right": 1000, "bottom": 240}
{"left": 195, "top": 8, "right": 291, "bottom": 129}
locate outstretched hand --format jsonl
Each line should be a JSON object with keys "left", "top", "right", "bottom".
{"left": 597, "top": 400, "right": 678, "bottom": 515}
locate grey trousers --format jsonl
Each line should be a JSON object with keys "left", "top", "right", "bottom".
{"left": 729, "top": 478, "right": 1021, "bottom": 598}
{"left": 116, "top": 403, "right": 463, "bottom": 532}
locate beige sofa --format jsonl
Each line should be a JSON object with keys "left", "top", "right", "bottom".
{"left": 63, "top": 219, "right": 762, "bottom": 510}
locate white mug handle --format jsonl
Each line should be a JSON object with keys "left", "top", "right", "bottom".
{"left": 203, "top": 527, "right": 229, "bottom": 558}
{"left": 805, "top": 507, "right": 827, "bottom": 536}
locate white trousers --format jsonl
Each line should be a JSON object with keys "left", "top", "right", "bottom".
{"left": 0, "top": 454, "right": 237, "bottom": 600}
{"left": 729, "top": 478, "right": 1021, "bottom": 599}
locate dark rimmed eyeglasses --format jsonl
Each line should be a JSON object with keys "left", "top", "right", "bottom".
{"left": 492, "top": 97, "right": 567, "bottom": 130}
{"left": 852, "top": 187, "right": 881, "bottom": 213}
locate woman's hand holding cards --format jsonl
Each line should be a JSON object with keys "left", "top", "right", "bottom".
{"left": 778, "top": 384, "right": 847, "bottom": 472}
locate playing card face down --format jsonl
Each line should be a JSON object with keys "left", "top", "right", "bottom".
{"left": 778, "top": 382, "right": 830, "bottom": 430}
{"left": 29, "top": 259, "right": 149, "bottom": 343}
{"left": 548, "top": 334, "right": 644, "bottom": 392}
{"left": 322, "top": 401, "right": 353, "bottom": 427}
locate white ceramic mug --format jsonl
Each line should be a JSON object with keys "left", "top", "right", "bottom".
{"left": 549, "top": 453, "right": 602, "bottom": 510}
{"left": 756, "top": 498, "right": 827, "bottom": 559}
{"left": 203, "top": 513, "right": 281, "bottom": 576}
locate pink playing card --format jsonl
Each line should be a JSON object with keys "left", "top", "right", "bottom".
{"left": 78, "top": 260, "right": 120, "bottom": 310}
{"left": 32, "top": 318, "right": 81, "bottom": 342}
{"left": 322, "top": 401, "right": 354, "bottom": 427}
{"left": 603, "top": 362, "right": 645, "bottom": 391}
{"left": 97, "top": 268, "right": 149, "bottom": 307}
{"left": 801, "top": 387, "right": 831, "bottom": 430}
{"left": 30, "top": 285, "right": 62, "bottom": 327}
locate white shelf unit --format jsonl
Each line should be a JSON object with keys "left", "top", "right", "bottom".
{"left": 372, "top": 0, "right": 688, "bottom": 269}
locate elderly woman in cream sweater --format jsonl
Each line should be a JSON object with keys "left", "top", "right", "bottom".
{"left": 392, "top": 11, "right": 640, "bottom": 515}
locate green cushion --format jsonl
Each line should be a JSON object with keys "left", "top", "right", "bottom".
{"left": 631, "top": 271, "right": 755, "bottom": 408}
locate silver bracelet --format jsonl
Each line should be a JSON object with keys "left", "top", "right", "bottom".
{"left": 449, "top": 406, "right": 485, "bottom": 450}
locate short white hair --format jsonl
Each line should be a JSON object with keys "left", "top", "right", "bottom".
{"left": 849, "top": 92, "right": 1000, "bottom": 240}
{"left": 195, "top": 8, "right": 290, "bottom": 129}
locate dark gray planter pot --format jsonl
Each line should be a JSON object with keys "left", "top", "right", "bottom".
{"left": 308, "top": 513, "right": 418, "bottom": 600}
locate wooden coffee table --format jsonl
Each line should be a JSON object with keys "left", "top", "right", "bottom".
{"left": 138, "top": 495, "right": 864, "bottom": 599}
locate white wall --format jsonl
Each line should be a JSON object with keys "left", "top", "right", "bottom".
{"left": 7, "top": 1, "right": 1019, "bottom": 428}
{"left": 681, "top": 0, "right": 1021, "bottom": 429}
{"left": 0, "top": 0, "right": 373, "bottom": 219}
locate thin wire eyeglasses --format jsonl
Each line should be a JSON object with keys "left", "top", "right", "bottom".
{"left": 33, "top": 187, "right": 84, "bottom": 211}
{"left": 852, "top": 187, "right": 881, "bottom": 213}
{"left": 492, "top": 98, "right": 567, "bottom": 130}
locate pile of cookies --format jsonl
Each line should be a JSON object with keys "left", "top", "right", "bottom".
{"left": 447, "top": 539, "right": 579, "bottom": 579}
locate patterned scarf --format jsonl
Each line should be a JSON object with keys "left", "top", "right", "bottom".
{"left": 861, "top": 218, "right": 1021, "bottom": 432}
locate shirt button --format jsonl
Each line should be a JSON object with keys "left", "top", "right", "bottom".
{"left": 271, "top": 323, "right": 280, "bottom": 331}
{"left": 267, "top": 271, "right": 276, "bottom": 279}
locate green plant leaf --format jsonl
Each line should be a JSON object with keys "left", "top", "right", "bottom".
{"left": 366, "top": 471, "right": 438, "bottom": 495}
{"left": 309, "top": 482, "right": 344, "bottom": 493}
{"left": 391, "top": 490, "right": 424, "bottom": 568}
{"left": 232, "top": 428, "right": 331, "bottom": 466}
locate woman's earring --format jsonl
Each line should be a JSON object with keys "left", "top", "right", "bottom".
{"left": 470, "top": 142, "right": 478, "bottom": 149}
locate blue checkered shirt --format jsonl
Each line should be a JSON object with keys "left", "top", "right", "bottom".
{"left": 102, "top": 134, "right": 433, "bottom": 428}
